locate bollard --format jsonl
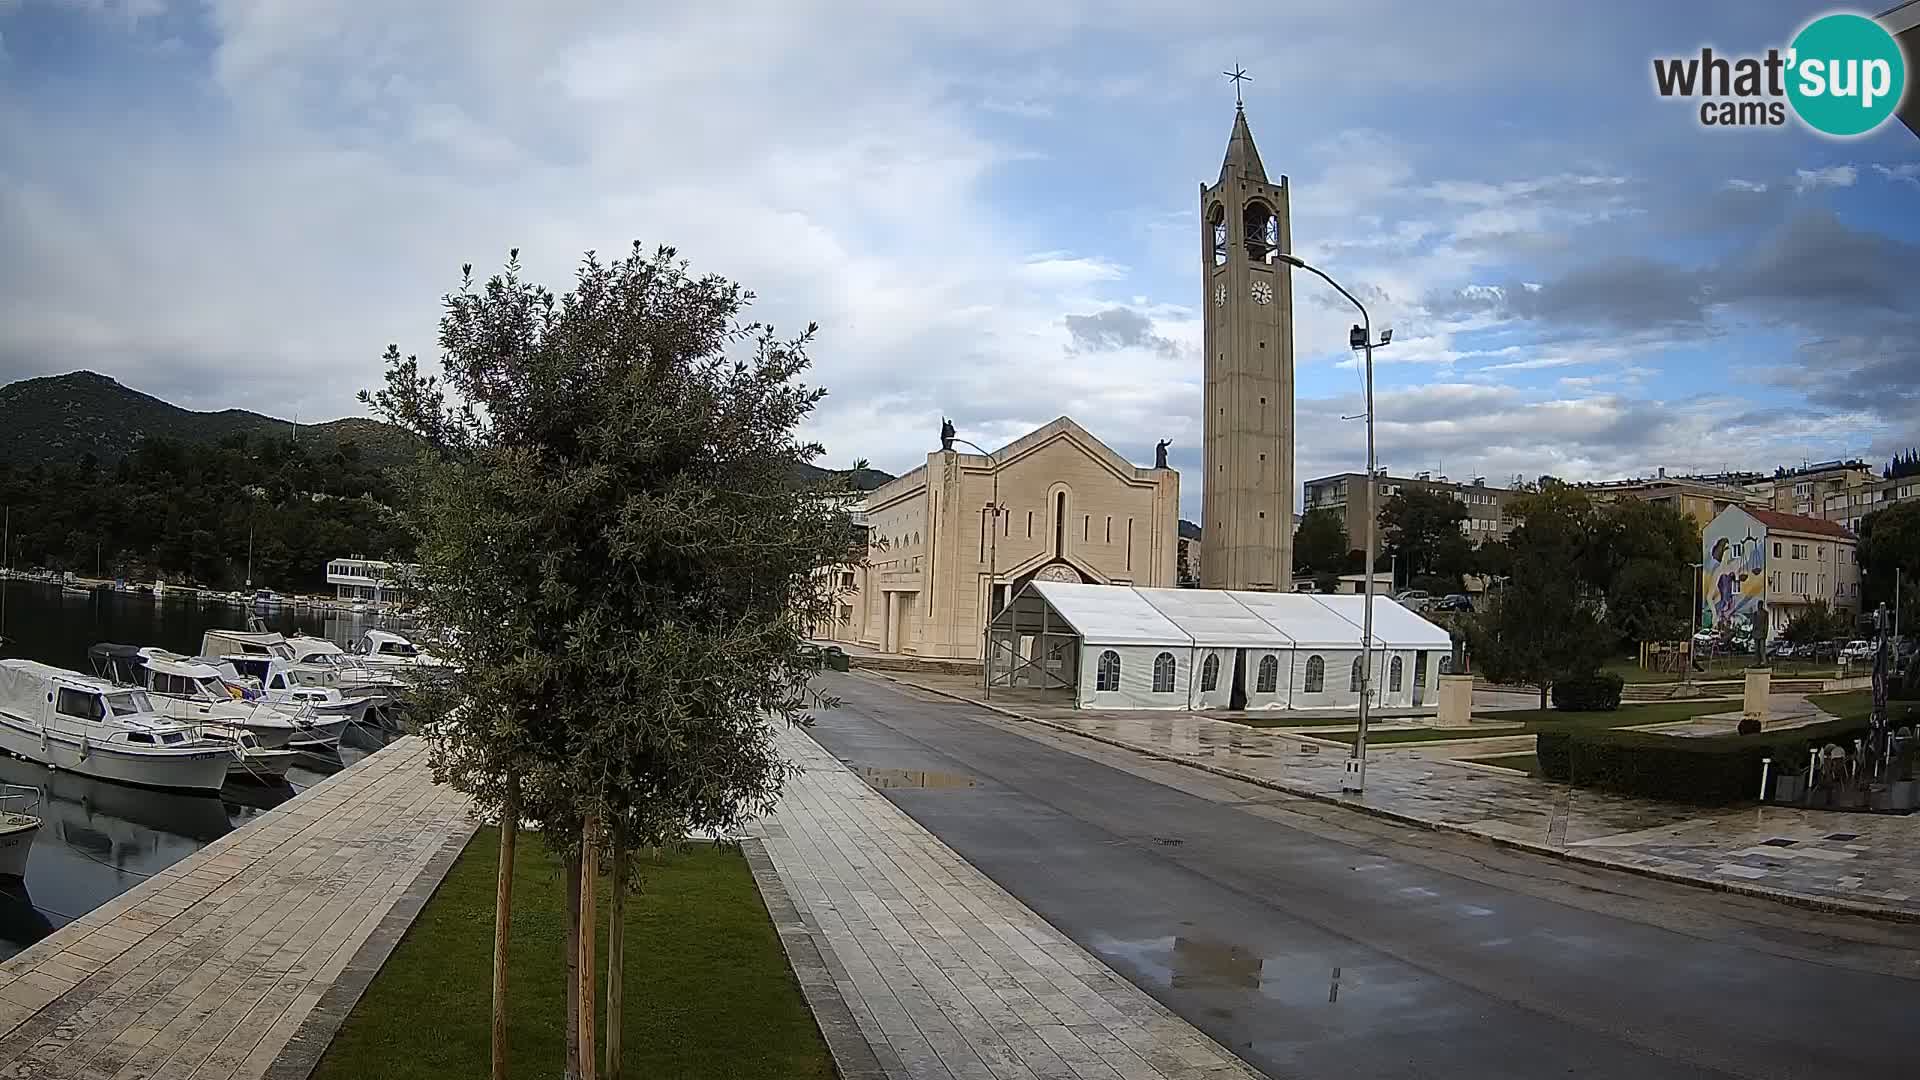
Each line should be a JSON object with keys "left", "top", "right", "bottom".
{"left": 1759, "top": 756, "right": 1772, "bottom": 802}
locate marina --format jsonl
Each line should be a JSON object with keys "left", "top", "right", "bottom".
{"left": 0, "top": 580, "right": 418, "bottom": 960}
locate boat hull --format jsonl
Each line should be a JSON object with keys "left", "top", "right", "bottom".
{"left": 287, "top": 714, "right": 350, "bottom": 749}
{"left": 0, "top": 820, "right": 36, "bottom": 878}
{"left": 0, "top": 715, "right": 233, "bottom": 793}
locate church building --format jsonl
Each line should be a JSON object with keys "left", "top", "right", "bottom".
{"left": 818, "top": 418, "right": 1179, "bottom": 661}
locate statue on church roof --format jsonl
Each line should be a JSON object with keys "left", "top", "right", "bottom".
{"left": 1155, "top": 439, "right": 1171, "bottom": 469}
{"left": 940, "top": 417, "right": 956, "bottom": 452}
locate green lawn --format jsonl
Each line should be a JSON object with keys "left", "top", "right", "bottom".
{"left": 1601, "top": 657, "right": 1842, "bottom": 684}
{"left": 311, "top": 829, "right": 834, "bottom": 1080}
{"left": 1318, "top": 700, "right": 1731, "bottom": 746}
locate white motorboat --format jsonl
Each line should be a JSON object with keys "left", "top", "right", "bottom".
{"left": 194, "top": 656, "right": 361, "bottom": 747}
{"left": 352, "top": 630, "right": 450, "bottom": 674}
{"left": 199, "top": 724, "right": 299, "bottom": 783}
{"left": 0, "top": 661, "right": 233, "bottom": 792}
{"left": 0, "top": 785, "right": 41, "bottom": 879}
{"left": 281, "top": 636, "right": 403, "bottom": 701}
{"left": 87, "top": 644, "right": 327, "bottom": 750}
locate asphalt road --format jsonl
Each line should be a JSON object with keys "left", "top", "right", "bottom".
{"left": 806, "top": 671, "right": 1920, "bottom": 1080}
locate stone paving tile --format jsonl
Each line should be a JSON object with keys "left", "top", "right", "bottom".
{"left": 753, "top": 725, "right": 1262, "bottom": 1080}
{"left": 0, "top": 737, "right": 474, "bottom": 1080}
{"left": 887, "top": 671, "right": 1920, "bottom": 921}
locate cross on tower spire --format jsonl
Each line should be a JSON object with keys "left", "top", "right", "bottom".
{"left": 1222, "top": 64, "right": 1251, "bottom": 108}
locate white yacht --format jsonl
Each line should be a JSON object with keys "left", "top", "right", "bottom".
{"left": 88, "top": 645, "right": 342, "bottom": 750}
{"left": 199, "top": 655, "right": 367, "bottom": 740}
{"left": 352, "top": 630, "right": 449, "bottom": 673}
{"left": 281, "top": 635, "right": 406, "bottom": 702}
{"left": 0, "top": 785, "right": 41, "bottom": 878}
{"left": 0, "top": 661, "right": 233, "bottom": 792}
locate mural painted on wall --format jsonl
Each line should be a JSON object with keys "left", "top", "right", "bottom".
{"left": 1702, "top": 514, "right": 1765, "bottom": 632}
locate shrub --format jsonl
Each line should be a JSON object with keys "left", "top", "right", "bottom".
{"left": 1536, "top": 731, "right": 1572, "bottom": 780}
{"left": 1550, "top": 672, "right": 1625, "bottom": 711}
{"left": 1533, "top": 716, "right": 1870, "bottom": 805}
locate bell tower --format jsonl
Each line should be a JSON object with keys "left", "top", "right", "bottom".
{"left": 1200, "top": 103, "right": 1294, "bottom": 591}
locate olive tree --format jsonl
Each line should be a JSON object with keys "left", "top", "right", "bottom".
{"left": 365, "top": 244, "right": 862, "bottom": 1080}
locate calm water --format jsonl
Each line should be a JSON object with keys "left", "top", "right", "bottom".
{"left": 0, "top": 579, "right": 411, "bottom": 958}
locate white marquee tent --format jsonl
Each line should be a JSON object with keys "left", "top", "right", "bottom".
{"left": 987, "top": 581, "right": 1453, "bottom": 712}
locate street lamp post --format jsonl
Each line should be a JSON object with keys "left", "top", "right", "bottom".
{"left": 950, "top": 437, "right": 1001, "bottom": 700}
{"left": 1275, "top": 252, "right": 1389, "bottom": 794}
{"left": 1685, "top": 561, "right": 1702, "bottom": 688}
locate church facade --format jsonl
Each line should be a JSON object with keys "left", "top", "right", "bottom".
{"left": 1199, "top": 105, "right": 1296, "bottom": 591}
{"left": 818, "top": 418, "right": 1179, "bottom": 660}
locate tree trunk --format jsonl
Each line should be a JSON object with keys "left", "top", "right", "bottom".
{"left": 578, "top": 815, "right": 600, "bottom": 1080}
{"left": 605, "top": 816, "right": 627, "bottom": 1080}
{"left": 565, "top": 843, "right": 583, "bottom": 1080}
{"left": 1539, "top": 683, "right": 1549, "bottom": 710}
{"left": 491, "top": 781, "right": 520, "bottom": 1080}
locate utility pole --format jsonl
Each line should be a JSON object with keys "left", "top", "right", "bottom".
{"left": 951, "top": 437, "right": 1001, "bottom": 700}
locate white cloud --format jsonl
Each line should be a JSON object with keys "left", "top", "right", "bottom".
{"left": 1791, "top": 165, "right": 1857, "bottom": 192}
{"left": 1875, "top": 163, "right": 1920, "bottom": 186}
{"left": 1724, "top": 178, "right": 1768, "bottom": 192}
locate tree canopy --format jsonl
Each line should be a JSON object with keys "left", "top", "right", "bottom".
{"left": 0, "top": 433, "right": 411, "bottom": 590}
{"left": 1857, "top": 501, "right": 1920, "bottom": 630}
{"left": 1379, "top": 488, "right": 1469, "bottom": 587}
{"left": 1292, "top": 507, "right": 1349, "bottom": 576}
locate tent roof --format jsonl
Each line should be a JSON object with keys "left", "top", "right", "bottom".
{"left": 1002, "top": 582, "right": 1455, "bottom": 651}
{"left": 1018, "top": 581, "right": 1187, "bottom": 645}
{"left": 1305, "top": 594, "right": 1454, "bottom": 650}
{"left": 1136, "top": 587, "right": 1285, "bottom": 647}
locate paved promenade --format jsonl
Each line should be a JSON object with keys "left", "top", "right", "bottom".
{"left": 885, "top": 672, "right": 1920, "bottom": 921}
{"left": 753, "top": 724, "right": 1260, "bottom": 1080}
{"left": 0, "top": 737, "right": 473, "bottom": 1079}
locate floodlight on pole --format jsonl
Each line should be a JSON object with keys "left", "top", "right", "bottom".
{"left": 1275, "top": 251, "right": 1391, "bottom": 794}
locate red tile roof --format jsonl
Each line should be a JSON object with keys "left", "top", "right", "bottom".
{"left": 1747, "top": 508, "right": 1855, "bottom": 540}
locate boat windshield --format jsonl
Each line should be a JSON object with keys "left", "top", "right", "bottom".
{"left": 289, "top": 669, "right": 332, "bottom": 688}
{"left": 105, "top": 690, "right": 153, "bottom": 716}
{"left": 376, "top": 641, "right": 419, "bottom": 657}
{"left": 269, "top": 643, "right": 296, "bottom": 660}
{"left": 195, "top": 676, "right": 231, "bottom": 700}
{"left": 298, "top": 651, "right": 340, "bottom": 667}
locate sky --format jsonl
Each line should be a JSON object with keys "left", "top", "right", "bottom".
{"left": 1, "top": 0, "right": 1916, "bottom": 521}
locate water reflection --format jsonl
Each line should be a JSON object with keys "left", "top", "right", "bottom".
{"left": 852, "top": 767, "right": 977, "bottom": 790}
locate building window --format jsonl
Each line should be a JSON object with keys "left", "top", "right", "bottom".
{"left": 1304, "top": 655, "right": 1325, "bottom": 693}
{"left": 1350, "top": 657, "right": 1365, "bottom": 692}
{"left": 1389, "top": 656, "right": 1404, "bottom": 693}
{"left": 1096, "top": 650, "right": 1120, "bottom": 692}
{"left": 1256, "top": 655, "right": 1278, "bottom": 693}
{"left": 1105, "top": 516, "right": 1112, "bottom": 543}
{"left": 1200, "top": 654, "right": 1219, "bottom": 692}
{"left": 1733, "top": 542, "right": 1745, "bottom": 557}
{"left": 1152, "top": 653, "right": 1176, "bottom": 693}
{"left": 1773, "top": 542, "right": 1781, "bottom": 558}
{"left": 1027, "top": 511, "right": 1033, "bottom": 537}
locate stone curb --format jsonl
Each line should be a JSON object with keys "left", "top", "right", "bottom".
{"left": 264, "top": 820, "right": 481, "bottom": 1080}
{"left": 872, "top": 672, "right": 1920, "bottom": 927}
{"left": 741, "top": 837, "right": 888, "bottom": 1080}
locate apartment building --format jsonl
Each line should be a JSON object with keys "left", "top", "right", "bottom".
{"left": 1702, "top": 506, "right": 1860, "bottom": 637}
{"left": 1301, "top": 471, "right": 1516, "bottom": 546}
{"left": 1582, "top": 469, "right": 1770, "bottom": 532}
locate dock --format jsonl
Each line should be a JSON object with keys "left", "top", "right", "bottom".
{"left": 0, "top": 738, "right": 472, "bottom": 1079}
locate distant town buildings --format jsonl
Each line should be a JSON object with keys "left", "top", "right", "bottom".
{"left": 324, "top": 557, "right": 420, "bottom": 604}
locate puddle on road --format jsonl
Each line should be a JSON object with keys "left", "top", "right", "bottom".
{"left": 852, "top": 766, "right": 978, "bottom": 790}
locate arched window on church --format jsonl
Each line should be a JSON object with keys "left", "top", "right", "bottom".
{"left": 1243, "top": 200, "right": 1277, "bottom": 264}
{"left": 1209, "top": 202, "right": 1227, "bottom": 266}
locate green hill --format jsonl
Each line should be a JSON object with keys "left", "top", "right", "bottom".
{"left": 0, "top": 371, "right": 420, "bottom": 469}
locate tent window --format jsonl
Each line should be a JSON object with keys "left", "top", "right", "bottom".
{"left": 1256, "top": 655, "right": 1278, "bottom": 693}
{"left": 1350, "top": 657, "right": 1365, "bottom": 692}
{"left": 1096, "top": 650, "right": 1121, "bottom": 692}
{"left": 1200, "top": 654, "right": 1219, "bottom": 692}
{"left": 1304, "top": 656, "right": 1325, "bottom": 693}
{"left": 1152, "top": 652, "right": 1176, "bottom": 693}
{"left": 1389, "top": 656, "right": 1404, "bottom": 693}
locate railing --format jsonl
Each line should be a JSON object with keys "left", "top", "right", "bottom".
{"left": 0, "top": 783, "right": 42, "bottom": 819}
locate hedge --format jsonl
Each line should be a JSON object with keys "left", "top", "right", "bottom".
{"left": 1533, "top": 710, "right": 1913, "bottom": 805}
{"left": 1550, "top": 672, "right": 1624, "bottom": 711}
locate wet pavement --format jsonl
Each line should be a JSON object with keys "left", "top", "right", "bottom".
{"left": 885, "top": 671, "right": 1920, "bottom": 918}
{"left": 804, "top": 672, "right": 1920, "bottom": 1079}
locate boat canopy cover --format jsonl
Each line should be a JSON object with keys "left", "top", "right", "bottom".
{"left": 0, "top": 658, "right": 109, "bottom": 715}
{"left": 87, "top": 643, "right": 145, "bottom": 663}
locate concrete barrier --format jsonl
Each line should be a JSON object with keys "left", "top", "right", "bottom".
{"left": 1743, "top": 668, "right": 1771, "bottom": 723}
{"left": 1436, "top": 675, "right": 1474, "bottom": 727}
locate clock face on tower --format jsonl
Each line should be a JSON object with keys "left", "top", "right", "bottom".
{"left": 1213, "top": 282, "right": 1226, "bottom": 307}
{"left": 1250, "top": 279, "right": 1274, "bottom": 305}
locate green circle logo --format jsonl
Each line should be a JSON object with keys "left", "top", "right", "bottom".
{"left": 1787, "top": 13, "right": 1907, "bottom": 137}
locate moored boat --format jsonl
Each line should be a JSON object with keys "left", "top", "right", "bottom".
{"left": 0, "top": 785, "right": 40, "bottom": 879}
{"left": 86, "top": 644, "right": 319, "bottom": 750}
{"left": 0, "top": 661, "right": 232, "bottom": 792}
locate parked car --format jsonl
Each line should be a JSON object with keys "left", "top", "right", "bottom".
{"left": 1434, "top": 594, "right": 1475, "bottom": 612}
{"left": 1840, "top": 639, "right": 1875, "bottom": 662}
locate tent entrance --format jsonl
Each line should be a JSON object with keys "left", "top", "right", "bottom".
{"left": 1228, "top": 649, "right": 1248, "bottom": 710}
